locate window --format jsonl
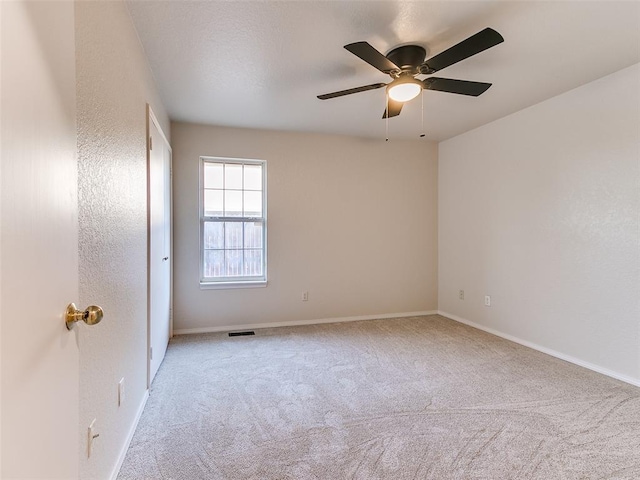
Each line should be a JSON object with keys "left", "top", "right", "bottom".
{"left": 200, "top": 157, "right": 266, "bottom": 288}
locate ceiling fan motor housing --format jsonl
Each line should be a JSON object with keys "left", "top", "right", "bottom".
{"left": 385, "top": 45, "right": 427, "bottom": 75}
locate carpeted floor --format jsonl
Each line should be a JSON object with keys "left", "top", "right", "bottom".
{"left": 118, "top": 315, "right": 640, "bottom": 479}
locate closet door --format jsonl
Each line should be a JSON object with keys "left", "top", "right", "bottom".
{"left": 148, "top": 107, "right": 171, "bottom": 385}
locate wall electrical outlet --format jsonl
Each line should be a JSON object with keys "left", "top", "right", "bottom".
{"left": 118, "top": 378, "right": 125, "bottom": 406}
{"left": 302, "top": 291, "right": 309, "bottom": 302}
{"left": 484, "top": 295, "right": 491, "bottom": 307}
{"left": 459, "top": 290, "right": 464, "bottom": 300}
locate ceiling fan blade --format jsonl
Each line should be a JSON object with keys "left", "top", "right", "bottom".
{"left": 344, "top": 42, "right": 400, "bottom": 74}
{"left": 422, "top": 28, "right": 504, "bottom": 73}
{"left": 423, "top": 77, "right": 492, "bottom": 96}
{"left": 317, "top": 83, "right": 387, "bottom": 100}
{"left": 382, "top": 99, "right": 403, "bottom": 119}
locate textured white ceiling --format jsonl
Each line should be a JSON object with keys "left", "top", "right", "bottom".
{"left": 127, "top": 1, "right": 640, "bottom": 141}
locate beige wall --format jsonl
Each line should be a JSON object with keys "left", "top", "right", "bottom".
{"left": 438, "top": 63, "right": 640, "bottom": 384}
{"left": 76, "top": 2, "right": 169, "bottom": 478}
{"left": 172, "top": 123, "right": 438, "bottom": 332}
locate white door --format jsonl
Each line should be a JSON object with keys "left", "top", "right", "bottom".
{"left": 148, "top": 108, "right": 172, "bottom": 385}
{"left": 1, "top": 2, "right": 79, "bottom": 477}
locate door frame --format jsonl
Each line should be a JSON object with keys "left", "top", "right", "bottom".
{"left": 146, "top": 104, "right": 173, "bottom": 389}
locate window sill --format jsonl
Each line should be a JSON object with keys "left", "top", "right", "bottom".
{"left": 200, "top": 280, "right": 267, "bottom": 290}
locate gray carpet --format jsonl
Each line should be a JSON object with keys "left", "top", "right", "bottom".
{"left": 118, "top": 315, "right": 640, "bottom": 479}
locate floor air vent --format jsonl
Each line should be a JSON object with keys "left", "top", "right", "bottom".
{"left": 228, "top": 331, "right": 255, "bottom": 337}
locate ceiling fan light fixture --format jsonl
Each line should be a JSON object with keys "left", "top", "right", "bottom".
{"left": 387, "top": 78, "right": 422, "bottom": 102}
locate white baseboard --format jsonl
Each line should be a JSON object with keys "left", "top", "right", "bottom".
{"left": 437, "top": 310, "right": 640, "bottom": 388}
{"left": 109, "top": 389, "right": 150, "bottom": 480}
{"left": 173, "top": 310, "right": 439, "bottom": 335}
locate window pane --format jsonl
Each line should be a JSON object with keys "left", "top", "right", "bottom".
{"left": 224, "top": 190, "right": 242, "bottom": 217}
{"left": 203, "top": 222, "right": 223, "bottom": 249}
{"left": 225, "top": 250, "right": 243, "bottom": 277}
{"left": 204, "top": 190, "right": 223, "bottom": 216}
{"left": 244, "top": 164, "right": 262, "bottom": 191}
{"left": 203, "top": 250, "right": 224, "bottom": 278}
{"left": 244, "top": 249, "right": 263, "bottom": 276}
{"left": 204, "top": 163, "right": 223, "bottom": 189}
{"left": 225, "top": 222, "right": 242, "bottom": 249}
{"left": 243, "top": 191, "right": 262, "bottom": 217}
{"left": 225, "top": 164, "right": 242, "bottom": 190}
{"left": 201, "top": 159, "right": 266, "bottom": 283}
{"left": 244, "top": 222, "right": 263, "bottom": 249}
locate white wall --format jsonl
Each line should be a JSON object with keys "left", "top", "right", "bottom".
{"left": 438, "top": 63, "right": 640, "bottom": 384}
{"left": 75, "top": 2, "right": 169, "bottom": 478}
{"left": 172, "top": 123, "right": 438, "bottom": 332}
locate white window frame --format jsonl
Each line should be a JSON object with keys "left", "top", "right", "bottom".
{"left": 199, "top": 156, "right": 267, "bottom": 289}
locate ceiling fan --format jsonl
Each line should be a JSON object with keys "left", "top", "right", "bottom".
{"left": 317, "top": 28, "right": 504, "bottom": 119}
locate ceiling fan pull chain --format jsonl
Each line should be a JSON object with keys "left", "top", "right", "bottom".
{"left": 385, "top": 93, "right": 389, "bottom": 142}
{"left": 420, "top": 90, "right": 426, "bottom": 138}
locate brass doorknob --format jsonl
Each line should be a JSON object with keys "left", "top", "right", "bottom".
{"left": 65, "top": 303, "right": 104, "bottom": 330}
